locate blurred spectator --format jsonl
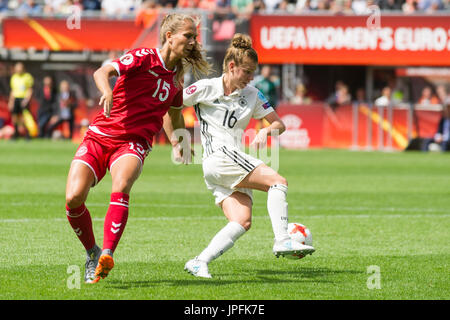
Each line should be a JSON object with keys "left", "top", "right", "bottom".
{"left": 48, "top": 80, "right": 78, "bottom": 139}
{"left": 423, "top": 101, "right": 450, "bottom": 152}
{"left": 402, "top": 0, "right": 418, "bottom": 14}
{"left": 83, "top": 0, "right": 101, "bottom": 10}
{"left": 177, "top": 0, "right": 216, "bottom": 8}
{"left": 135, "top": 0, "right": 159, "bottom": 28}
{"left": 276, "top": 0, "right": 294, "bottom": 12}
{"left": 43, "top": 0, "right": 69, "bottom": 14}
{"left": 341, "top": 0, "right": 354, "bottom": 14}
{"left": 418, "top": 0, "right": 444, "bottom": 12}
{"left": 0, "top": 0, "right": 8, "bottom": 13}
{"left": 351, "top": 0, "right": 372, "bottom": 14}
{"left": 101, "top": 0, "right": 135, "bottom": 17}
{"left": 276, "top": 0, "right": 288, "bottom": 11}
{"left": 353, "top": 87, "right": 368, "bottom": 105}
{"left": 42, "top": 0, "right": 84, "bottom": 15}
{"left": 53, "top": 0, "right": 83, "bottom": 14}
{"left": 313, "top": 0, "right": 330, "bottom": 10}
{"left": 263, "top": 0, "right": 281, "bottom": 12}
{"left": 386, "top": 76, "right": 405, "bottom": 104}
{"left": 16, "top": 0, "right": 42, "bottom": 15}
{"left": 177, "top": 0, "right": 200, "bottom": 8}
{"left": 160, "top": 0, "right": 178, "bottom": 8}
{"left": 199, "top": 0, "right": 217, "bottom": 9}
{"left": 327, "top": 80, "right": 351, "bottom": 108}
{"left": 36, "top": 75, "right": 58, "bottom": 138}
{"left": 216, "top": 0, "right": 233, "bottom": 15}
{"left": 8, "top": 62, "right": 33, "bottom": 140}
{"left": 418, "top": 86, "right": 440, "bottom": 105}
{"left": 329, "top": 0, "right": 344, "bottom": 14}
{"left": 71, "top": 0, "right": 84, "bottom": 11}
{"left": 378, "top": 0, "right": 403, "bottom": 10}
{"left": 295, "top": 0, "right": 312, "bottom": 12}
{"left": 374, "top": 86, "right": 392, "bottom": 107}
{"left": 436, "top": 84, "right": 448, "bottom": 104}
{"left": 254, "top": 65, "right": 279, "bottom": 109}
{"left": 231, "top": 0, "right": 254, "bottom": 19}
{"left": 290, "top": 83, "right": 312, "bottom": 105}
{"left": 253, "top": 0, "right": 266, "bottom": 12}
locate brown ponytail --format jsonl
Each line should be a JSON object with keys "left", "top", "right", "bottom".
{"left": 223, "top": 33, "right": 258, "bottom": 73}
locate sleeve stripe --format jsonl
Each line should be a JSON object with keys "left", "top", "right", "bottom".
{"left": 109, "top": 62, "right": 120, "bottom": 76}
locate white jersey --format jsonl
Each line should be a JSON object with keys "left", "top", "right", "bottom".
{"left": 183, "top": 75, "right": 274, "bottom": 158}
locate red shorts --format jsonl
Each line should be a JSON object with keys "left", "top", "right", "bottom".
{"left": 72, "top": 133, "right": 150, "bottom": 186}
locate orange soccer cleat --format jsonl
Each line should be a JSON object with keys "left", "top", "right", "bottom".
{"left": 91, "top": 254, "right": 115, "bottom": 283}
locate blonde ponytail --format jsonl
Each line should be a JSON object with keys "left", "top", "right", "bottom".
{"left": 160, "top": 13, "right": 212, "bottom": 87}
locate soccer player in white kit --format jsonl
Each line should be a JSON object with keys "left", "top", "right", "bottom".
{"left": 164, "top": 33, "right": 315, "bottom": 278}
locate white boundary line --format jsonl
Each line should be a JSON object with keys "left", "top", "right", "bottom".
{"left": 1, "top": 213, "right": 449, "bottom": 223}
{"left": 3, "top": 201, "right": 450, "bottom": 213}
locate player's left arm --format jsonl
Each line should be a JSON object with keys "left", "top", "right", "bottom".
{"left": 163, "top": 107, "right": 192, "bottom": 164}
{"left": 251, "top": 111, "right": 286, "bottom": 149}
{"left": 163, "top": 88, "right": 192, "bottom": 164}
{"left": 163, "top": 107, "right": 185, "bottom": 146}
{"left": 262, "top": 111, "right": 286, "bottom": 135}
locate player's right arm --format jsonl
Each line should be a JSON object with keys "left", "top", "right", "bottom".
{"left": 8, "top": 91, "right": 14, "bottom": 111}
{"left": 93, "top": 64, "right": 118, "bottom": 118}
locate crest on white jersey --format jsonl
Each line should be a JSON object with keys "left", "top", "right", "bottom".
{"left": 238, "top": 97, "right": 248, "bottom": 107}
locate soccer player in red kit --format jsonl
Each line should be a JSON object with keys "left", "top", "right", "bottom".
{"left": 65, "top": 13, "right": 211, "bottom": 284}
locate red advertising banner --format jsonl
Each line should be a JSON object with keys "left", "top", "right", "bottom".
{"left": 250, "top": 15, "right": 450, "bottom": 66}
{"left": 2, "top": 17, "right": 158, "bottom": 51}
{"left": 248, "top": 104, "right": 441, "bottom": 150}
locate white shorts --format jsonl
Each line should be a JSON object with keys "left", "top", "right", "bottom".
{"left": 202, "top": 146, "right": 263, "bottom": 206}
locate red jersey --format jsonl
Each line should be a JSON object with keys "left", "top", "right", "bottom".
{"left": 88, "top": 47, "right": 183, "bottom": 148}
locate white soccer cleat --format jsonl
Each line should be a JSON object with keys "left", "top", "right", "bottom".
{"left": 273, "top": 238, "right": 315, "bottom": 258}
{"left": 184, "top": 257, "right": 212, "bottom": 279}
{"left": 84, "top": 245, "right": 102, "bottom": 283}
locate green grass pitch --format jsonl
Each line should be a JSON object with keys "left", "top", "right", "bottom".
{"left": 0, "top": 140, "right": 449, "bottom": 300}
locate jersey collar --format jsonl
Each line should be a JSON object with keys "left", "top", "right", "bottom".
{"left": 219, "top": 74, "right": 242, "bottom": 97}
{"left": 156, "top": 48, "right": 177, "bottom": 72}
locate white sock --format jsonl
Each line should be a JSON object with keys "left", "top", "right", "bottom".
{"left": 267, "top": 184, "right": 290, "bottom": 242}
{"left": 197, "top": 221, "right": 246, "bottom": 264}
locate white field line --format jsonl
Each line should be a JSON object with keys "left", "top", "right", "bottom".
{"left": 3, "top": 201, "right": 450, "bottom": 214}
{"left": 0, "top": 213, "right": 449, "bottom": 223}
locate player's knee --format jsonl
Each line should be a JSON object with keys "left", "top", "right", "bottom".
{"left": 65, "top": 192, "right": 85, "bottom": 209}
{"left": 271, "top": 175, "right": 287, "bottom": 188}
{"left": 241, "top": 220, "right": 252, "bottom": 231}
{"left": 112, "top": 176, "right": 136, "bottom": 194}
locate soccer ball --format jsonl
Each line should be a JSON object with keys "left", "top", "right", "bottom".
{"left": 286, "top": 222, "right": 313, "bottom": 259}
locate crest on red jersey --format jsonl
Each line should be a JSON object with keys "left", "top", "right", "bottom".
{"left": 76, "top": 146, "right": 88, "bottom": 157}
{"left": 120, "top": 53, "right": 133, "bottom": 66}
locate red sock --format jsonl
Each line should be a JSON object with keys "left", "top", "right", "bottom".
{"left": 103, "top": 192, "right": 130, "bottom": 253}
{"left": 66, "top": 203, "right": 96, "bottom": 251}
